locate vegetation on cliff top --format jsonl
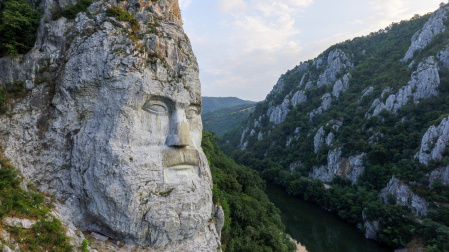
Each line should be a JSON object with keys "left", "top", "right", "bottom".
{"left": 0, "top": 0, "right": 40, "bottom": 57}
{"left": 202, "top": 131, "right": 296, "bottom": 252}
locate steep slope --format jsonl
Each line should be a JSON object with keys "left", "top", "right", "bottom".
{"left": 202, "top": 103, "right": 256, "bottom": 137}
{"left": 223, "top": 4, "right": 449, "bottom": 250}
{"left": 202, "top": 131, "right": 295, "bottom": 252}
{"left": 202, "top": 96, "right": 255, "bottom": 114}
{"left": 0, "top": 0, "right": 223, "bottom": 251}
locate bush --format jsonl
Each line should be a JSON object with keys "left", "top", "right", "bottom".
{"left": 106, "top": 6, "right": 139, "bottom": 33}
{"left": 0, "top": 0, "right": 40, "bottom": 56}
{"left": 56, "top": 0, "right": 92, "bottom": 20}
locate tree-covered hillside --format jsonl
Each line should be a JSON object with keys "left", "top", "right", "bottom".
{"left": 202, "top": 96, "right": 255, "bottom": 114}
{"left": 202, "top": 131, "right": 296, "bottom": 252}
{"left": 203, "top": 103, "right": 256, "bottom": 137}
{"left": 221, "top": 4, "right": 449, "bottom": 251}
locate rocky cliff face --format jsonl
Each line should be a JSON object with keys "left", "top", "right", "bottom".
{"left": 223, "top": 4, "right": 449, "bottom": 248}
{"left": 0, "top": 0, "right": 222, "bottom": 251}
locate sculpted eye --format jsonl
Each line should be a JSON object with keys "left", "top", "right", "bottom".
{"left": 186, "top": 106, "right": 200, "bottom": 119}
{"left": 142, "top": 100, "right": 169, "bottom": 115}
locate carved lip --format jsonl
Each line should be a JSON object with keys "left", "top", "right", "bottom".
{"left": 170, "top": 164, "right": 195, "bottom": 170}
{"left": 162, "top": 149, "right": 200, "bottom": 168}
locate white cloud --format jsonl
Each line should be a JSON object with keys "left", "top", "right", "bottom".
{"left": 218, "top": 0, "right": 247, "bottom": 12}
{"left": 286, "top": 0, "right": 314, "bottom": 7}
{"left": 347, "top": 19, "right": 363, "bottom": 25}
{"left": 179, "top": 0, "right": 192, "bottom": 10}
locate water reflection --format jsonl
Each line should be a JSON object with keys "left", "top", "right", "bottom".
{"left": 266, "top": 184, "right": 392, "bottom": 252}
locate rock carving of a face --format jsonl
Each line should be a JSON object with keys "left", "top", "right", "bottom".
{"left": 62, "top": 12, "right": 213, "bottom": 247}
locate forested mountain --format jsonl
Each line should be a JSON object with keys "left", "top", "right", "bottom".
{"left": 222, "top": 4, "right": 449, "bottom": 251}
{"left": 202, "top": 96, "right": 255, "bottom": 114}
{"left": 202, "top": 131, "right": 295, "bottom": 251}
{"left": 203, "top": 103, "right": 256, "bottom": 137}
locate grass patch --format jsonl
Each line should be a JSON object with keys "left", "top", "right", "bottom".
{"left": 0, "top": 80, "right": 29, "bottom": 115}
{"left": 53, "top": 0, "right": 92, "bottom": 20}
{"left": 0, "top": 155, "right": 74, "bottom": 251}
{"left": 106, "top": 5, "right": 139, "bottom": 33}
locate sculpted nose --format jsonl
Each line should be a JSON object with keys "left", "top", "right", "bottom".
{"left": 171, "top": 122, "right": 191, "bottom": 147}
{"left": 166, "top": 110, "right": 191, "bottom": 147}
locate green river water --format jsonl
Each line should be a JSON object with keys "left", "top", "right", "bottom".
{"left": 265, "top": 184, "right": 393, "bottom": 252}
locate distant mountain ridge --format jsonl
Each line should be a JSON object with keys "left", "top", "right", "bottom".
{"left": 202, "top": 103, "right": 256, "bottom": 137}
{"left": 202, "top": 96, "right": 256, "bottom": 114}
{"left": 222, "top": 4, "right": 449, "bottom": 251}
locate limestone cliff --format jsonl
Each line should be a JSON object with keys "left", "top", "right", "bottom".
{"left": 0, "top": 0, "right": 222, "bottom": 251}
{"left": 222, "top": 4, "right": 449, "bottom": 249}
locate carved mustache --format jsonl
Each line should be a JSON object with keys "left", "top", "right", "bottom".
{"left": 162, "top": 149, "right": 200, "bottom": 168}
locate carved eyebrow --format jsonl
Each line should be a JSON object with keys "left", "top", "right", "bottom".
{"left": 147, "top": 95, "right": 174, "bottom": 106}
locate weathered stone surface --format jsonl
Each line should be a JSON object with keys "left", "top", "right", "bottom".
{"left": 338, "top": 153, "right": 366, "bottom": 184}
{"left": 310, "top": 148, "right": 343, "bottom": 182}
{"left": 402, "top": 6, "right": 449, "bottom": 61}
{"left": 359, "top": 86, "right": 374, "bottom": 103}
{"left": 437, "top": 45, "right": 449, "bottom": 68}
{"left": 0, "top": 0, "right": 221, "bottom": 250}
{"left": 310, "top": 149, "right": 366, "bottom": 184}
{"left": 313, "top": 127, "right": 326, "bottom": 153}
{"left": 380, "top": 176, "right": 428, "bottom": 217}
{"left": 290, "top": 90, "right": 307, "bottom": 107}
{"left": 362, "top": 212, "right": 379, "bottom": 240}
{"left": 332, "top": 73, "right": 351, "bottom": 98}
{"left": 2, "top": 217, "right": 36, "bottom": 229}
{"left": 428, "top": 165, "right": 449, "bottom": 186}
{"left": 370, "top": 57, "right": 440, "bottom": 116}
{"left": 2, "top": 244, "right": 13, "bottom": 252}
{"left": 267, "top": 97, "right": 290, "bottom": 124}
{"left": 416, "top": 116, "right": 449, "bottom": 165}
{"left": 317, "top": 49, "right": 353, "bottom": 88}
{"left": 213, "top": 205, "right": 225, "bottom": 238}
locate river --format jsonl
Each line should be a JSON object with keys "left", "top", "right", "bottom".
{"left": 265, "top": 184, "right": 392, "bottom": 252}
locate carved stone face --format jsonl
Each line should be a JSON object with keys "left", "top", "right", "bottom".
{"left": 57, "top": 12, "right": 213, "bottom": 247}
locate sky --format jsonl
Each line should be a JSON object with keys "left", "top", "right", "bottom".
{"left": 179, "top": 0, "right": 443, "bottom": 101}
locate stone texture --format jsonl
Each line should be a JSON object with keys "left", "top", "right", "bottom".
{"left": 416, "top": 116, "right": 449, "bottom": 165}
{"left": 359, "top": 86, "right": 374, "bottom": 103}
{"left": 313, "top": 127, "right": 326, "bottom": 153}
{"left": 267, "top": 97, "right": 290, "bottom": 124}
{"left": 402, "top": 6, "right": 449, "bottom": 61}
{"left": 370, "top": 57, "right": 440, "bottom": 117}
{"left": 362, "top": 212, "right": 379, "bottom": 240}
{"left": 380, "top": 176, "right": 428, "bottom": 217}
{"left": 317, "top": 49, "right": 354, "bottom": 88}
{"left": 2, "top": 217, "right": 36, "bottom": 229}
{"left": 310, "top": 149, "right": 366, "bottom": 184}
{"left": 0, "top": 0, "right": 221, "bottom": 250}
{"left": 290, "top": 90, "right": 307, "bottom": 107}
{"left": 428, "top": 165, "right": 449, "bottom": 186}
{"left": 332, "top": 73, "right": 351, "bottom": 98}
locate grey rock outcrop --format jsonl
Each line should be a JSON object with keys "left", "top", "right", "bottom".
{"left": 313, "top": 127, "right": 326, "bottom": 153}
{"left": 402, "top": 6, "right": 449, "bottom": 61}
{"left": 416, "top": 116, "right": 449, "bottom": 165}
{"left": 370, "top": 56, "right": 440, "bottom": 117}
{"left": 2, "top": 217, "right": 36, "bottom": 229}
{"left": 290, "top": 90, "right": 307, "bottom": 107}
{"left": 316, "top": 49, "right": 354, "bottom": 87}
{"left": 332, "top": 73, "right": 351, "bottom": 98}
{"left": 428, "top": 165, "right": 449, "bottom": 186}
{"left": 362, "top": 212, "right": 379, "bottom": 240}
{"left": 380, "top": 176, "right": 428, "bottom": 217}
{"left": 267, "top": 98, "right": 291, "bottom": 124}
{"left": 359, "top": 86, "right": 374, "bottom": 103}
{"left": 0, "top": 0, "right": 221, "bottom": 251}
{"left": 309, "top": 93, "right": 333, "bottom": 119}
{"left": 310, "top": 149, "right": 366, "bottom": 184}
